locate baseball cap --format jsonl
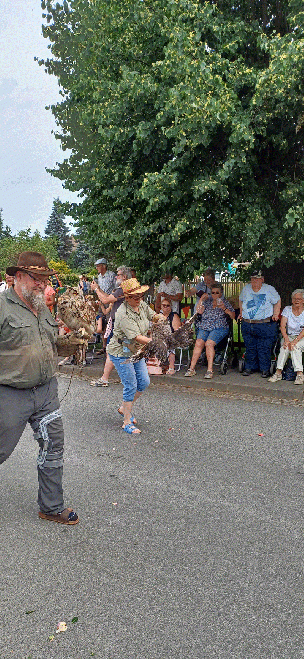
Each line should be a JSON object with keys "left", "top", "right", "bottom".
{"left": 95, "top": 258, "right": 107, "bottom": 265}
{"left": 251, "top": 269, "right": 263, "bottom": 278}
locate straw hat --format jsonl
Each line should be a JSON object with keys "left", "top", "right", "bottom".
{"left": 6, "top": 251, "right": 55, "bottom": 277}
{"left": 121, "top": 278, "right": 149, "bottom": 295}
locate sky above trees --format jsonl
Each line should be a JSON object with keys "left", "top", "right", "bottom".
{"left": 0, "top": 0, "right": 78, "bottom": 234}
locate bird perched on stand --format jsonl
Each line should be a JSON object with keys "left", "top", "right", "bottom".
{"left": 56, "top": 288, "right": 99, "bottom": 364}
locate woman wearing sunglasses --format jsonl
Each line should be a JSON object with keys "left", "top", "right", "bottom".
{"left": 107, "top": 278, "right": 163, "bottom": 434}
{"left": 185, "top": 282, "right": 235, "bottom": 379}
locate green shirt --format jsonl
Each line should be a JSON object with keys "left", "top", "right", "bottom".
{"left": 0, "top": 287, "right": 59, "bottom": 389}
{"left": 107, "top": 301, "right": 155, "bottom": 358}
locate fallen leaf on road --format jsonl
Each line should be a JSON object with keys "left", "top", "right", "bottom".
{"left": 258, "top": 433, "right": 264, "bottom": 436}
{"left": 71, "top": 616, "right": 78, "bottom": 623}
{"left": 56, "top": 621, "right": 67, "bottom": 633}
{"left": 49, "top": 635, "right": 55, "bottom": 641}
{"left": 112, "top": 502, "right": 118, "bottom": 506}
{"left": 25, "top": 610, "right": 36, "bottom": 615}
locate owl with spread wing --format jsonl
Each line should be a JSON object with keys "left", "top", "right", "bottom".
{"left": 128, "top": 314, "right": 197, "bottom": 364}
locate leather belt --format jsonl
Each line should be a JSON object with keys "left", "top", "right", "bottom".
{"left": 242, "top": 317, "right": 272, "bottom": 324}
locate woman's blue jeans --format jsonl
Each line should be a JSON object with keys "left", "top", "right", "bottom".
{"left": 108, "top": 355, "right": 150, "bottom": 401}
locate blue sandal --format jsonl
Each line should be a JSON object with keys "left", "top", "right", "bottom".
{"left": 118, "top": 409, "right": 136, "bottom": 424}
{"left": 122, "top": 423, "right": 141, "bottom": 434}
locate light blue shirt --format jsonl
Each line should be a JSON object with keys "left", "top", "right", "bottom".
{"left": 239, "top": 283, "right": 280, "bottom": 320}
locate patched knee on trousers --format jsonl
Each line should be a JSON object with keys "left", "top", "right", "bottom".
{"left": 35, "top": 409, "right": 64, "bottom": 470}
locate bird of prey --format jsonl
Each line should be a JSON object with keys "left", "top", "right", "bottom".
{"left": 56, "top": 288, "right": 99, "bottom": 363}
{"left": 128, "top": 314, "right": 197, "bottom": 365}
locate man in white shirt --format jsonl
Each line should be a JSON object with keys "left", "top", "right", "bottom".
{"left": 155, "top": 273, "right": 183, "bottom": 315}
{"left": 239, "top": 270, "right": 281, "bottom": 377}
{"left": 95, "top": 258, "right": 116, "bottom": 294}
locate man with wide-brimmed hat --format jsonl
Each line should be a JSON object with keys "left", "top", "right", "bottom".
{"left": 0, "top": 251, "right": 78, "bottom": 525}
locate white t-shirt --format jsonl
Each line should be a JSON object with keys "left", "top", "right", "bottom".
{"left": 239, "top": 283, "right": 280, "bottom": 320}
{"left": 158, "top": 279, "right": 183, "bottom": 314}
{"left": 282, "top": 306, "right": 304, "bottom": 336}
{"left": 0, "top": 282, "right": 7, "bottom": 293}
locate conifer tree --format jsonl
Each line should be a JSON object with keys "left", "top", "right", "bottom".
{"left": 0, "top": 208, "right": 12, "bottom": 241}
{"left": 45, "top": 198, "right": 72, "bottom": 260}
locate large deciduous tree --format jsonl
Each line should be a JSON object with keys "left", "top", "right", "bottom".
{"left": 39, "top": 0, "right": 304, "bottom": 286}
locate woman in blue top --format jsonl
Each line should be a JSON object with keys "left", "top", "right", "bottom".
{"left": 185, "top": 282, "right": 235, "bottom": 379}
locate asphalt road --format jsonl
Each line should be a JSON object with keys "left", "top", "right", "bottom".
{"left": 1, "top": 376, "right": 304, "bottom": 659}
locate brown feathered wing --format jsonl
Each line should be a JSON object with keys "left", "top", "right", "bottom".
{"left": 129, "top": 314, "right": 197, "bottom": 364}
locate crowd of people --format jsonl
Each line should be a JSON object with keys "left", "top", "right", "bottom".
{"left": 0, "top": 250, "right": 303, "bottom": 524}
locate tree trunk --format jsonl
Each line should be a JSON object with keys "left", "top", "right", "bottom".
{"left": 263, "top": 261, "right": 304, "bottom": 308}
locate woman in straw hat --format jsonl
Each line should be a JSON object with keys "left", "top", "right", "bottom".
{"left": 107, "top": 278, "right": 164, "bottom": 434}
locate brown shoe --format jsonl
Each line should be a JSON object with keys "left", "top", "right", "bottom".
{"left": 38, "top": 507, "right": 79, "bottom": 525}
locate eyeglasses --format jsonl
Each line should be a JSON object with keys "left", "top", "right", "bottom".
{"left": 26, "top": 272, "right": 49, "bottom": 285}
{"left": 161, "top": 303, "right": 171, "bottom": 308}
{"left": 129, "top": 294, "right": 143, "bottom": 300}
{"left": 211, "top": 291, "right": 221, "bottom": 295}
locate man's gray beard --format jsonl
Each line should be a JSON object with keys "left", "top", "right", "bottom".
{"left": 20, "top": 285, "right": 46, "bottom": 313}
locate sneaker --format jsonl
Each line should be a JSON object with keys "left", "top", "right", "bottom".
{"left": 294, "top": 373, "right": 304, "bottom": 385}
{"left": 184, "top": 369, "right": 196, "bottom": 377}
{"left": 268, "top": 372, "right": 282, "bottom": 382}
{"left": 204, "top": 371, "right": 213, "bottom": 379}
{"left": 90, "top": 378, "right": 109, "bottom": 387}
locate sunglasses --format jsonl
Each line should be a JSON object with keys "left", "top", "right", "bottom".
{"left": 26, "top": 272, "right": 49, "bottom": 285}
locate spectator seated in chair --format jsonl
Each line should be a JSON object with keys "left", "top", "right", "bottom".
{"left": 185, "top": 282, "right": 235, "bottom": 379}
{"left": 268, "top": 289, "right": 304, "bottom": 385}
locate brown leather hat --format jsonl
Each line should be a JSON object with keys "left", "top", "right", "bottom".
{"left": 6, "top": 251, "right": 55, "bottom": 277}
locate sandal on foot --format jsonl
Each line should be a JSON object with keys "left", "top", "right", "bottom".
{"left": 118, "top": 409, "right": 137, "bottom": 424}
{"left": 90, "top": 378, "right": 109, "bottom": 387}
{"left": 204, "top": 371, "right": 213, "bottom": 379}
{"left": 38, "top": 507, "right": 79, "bottom": 525}
{"left": 184, "top": 369, "right": 196, "bottom": 377}
{"left": 122, "top": 423, "right": 141, "bottom": 434}
{"left": 166, "top": 368, "right": 175, "bottom": 375}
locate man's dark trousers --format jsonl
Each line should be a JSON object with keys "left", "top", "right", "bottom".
{"left": 0, "top": 377, "right": 64, "bottom": 513}
{"left": 241, "top": 320, "right": 278, "bottom": 372}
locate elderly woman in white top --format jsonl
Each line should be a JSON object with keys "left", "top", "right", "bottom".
{"left": 269, "top": 289, "right": 304, "bottom": 385}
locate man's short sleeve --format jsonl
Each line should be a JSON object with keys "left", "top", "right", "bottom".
{"left": 267, "top": 285, "right": 280, "bottom": 304}
{"left": 239, "top": 286, "right": 246, "bottom": 302}
{"left": 113, "top": 287, "right": 123, "bottom": 300}
{"left": 157, "top": 282, "right": 165, "bottom": 294}
{"left": 174, "top": 280, "right": 183, "bottom": 294}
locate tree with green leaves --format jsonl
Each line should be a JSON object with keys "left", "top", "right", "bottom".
{"left": 0, "top": 208, "right": 12, "bottom": 241}
{"left": 0, "top": 229, "right": 58, "bottom": 272}
{"left": 39, "top": 0, "right": 304, "bottom": 293}
{"left": 45, "top": 198, "right": 73, "bottom": 260}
